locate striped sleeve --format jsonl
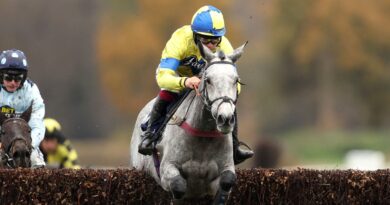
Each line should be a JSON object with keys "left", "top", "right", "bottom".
{"left": 156, "top": 26, "right": 191, "bottom": 92}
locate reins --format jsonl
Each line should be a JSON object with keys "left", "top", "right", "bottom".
{"left": 169, "top": 60, "right": 240, "bottom": 138}
{"left": 151, "top": 89, "right": 193, "bottom": 143}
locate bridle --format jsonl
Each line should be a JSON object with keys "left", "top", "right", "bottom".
{"left": 1, "top": 118, "right": 32, "bottom": 168}
{"left": 197, "top": 60, "right": 239, "bottom": 119}
{"left": 174, "top": 59, "right": 243, "bottom": 138}
{"left": 2, "top": 137, "right": 30, "bottom": 168}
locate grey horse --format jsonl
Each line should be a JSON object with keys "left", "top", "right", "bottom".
{"left": 130, "top": 43, "right": 246, "bottom": 205}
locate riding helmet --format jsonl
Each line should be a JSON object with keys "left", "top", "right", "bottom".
{"left": 191, "top": 5, "right": 226, "bottom": 37}
{"left": 44, "top": 118, "right": 66, "bottom": 143}
{"left": 0, "top": 49, "right": 28, "bottom": 84}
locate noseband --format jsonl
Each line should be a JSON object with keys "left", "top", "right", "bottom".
{"left": 198, "top": 61, "right": 238, "bottom": 118}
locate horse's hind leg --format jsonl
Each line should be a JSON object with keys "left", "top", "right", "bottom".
{"left": 213, "top": 170, "right": 236, "bottom": 205}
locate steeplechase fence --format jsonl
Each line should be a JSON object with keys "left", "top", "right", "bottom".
{"left": 1, "top": 168, "right": 389, "bottom": 204}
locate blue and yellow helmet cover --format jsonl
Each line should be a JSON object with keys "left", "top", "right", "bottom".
{"left": 191, "top": 5, "right": 226, "bottom": 37}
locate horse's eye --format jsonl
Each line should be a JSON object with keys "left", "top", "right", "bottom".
{"left": 206, "top": 78, "right": 211, "bottom": 85}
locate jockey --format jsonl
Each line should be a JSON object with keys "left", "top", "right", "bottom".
{"left": 40, "top": 118, "right": 80, "bottom": 169}
{"left": 0, "top": 49, "right": 46, "bottom": 168}
{"left": 138, "top": 5, "right": 254, "bottom": 164}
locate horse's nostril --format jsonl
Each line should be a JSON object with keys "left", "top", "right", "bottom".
{"left": 13, "top": 151, "right": 20, "bottom": 158}
{"left": 229, "top": 116, "right": 235, "bottom": 125}
{"left": 13, "top": 150, "right": 30, "bottom": 159}
{"left": 217, "top": 115, "right": 225, "bottom": 125}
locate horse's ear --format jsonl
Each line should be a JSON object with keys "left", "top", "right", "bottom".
{"left": 198, "top": 41, "right": 216, "bottom": 62}
{"left": 20, "top": 103, "right": 33, "bottom": 122}
{"left": 227, "top": 41, "right": 248, "bottom": 63}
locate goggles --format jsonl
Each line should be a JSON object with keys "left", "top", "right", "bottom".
{"left": 3, "top": 73, "right": 24, "bottom": 82}
{"left": 199, "top": 37, "right": 221, "bottom": 45}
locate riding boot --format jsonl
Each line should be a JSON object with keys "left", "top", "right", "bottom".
{"left": 138, "top": 97, "right": 169, "bottom": 155}
{"left": 30, "top": 147, "right": 46, "bottom": 168}
{"left": 232, "top": 111, "right": 254, "bottom": 165}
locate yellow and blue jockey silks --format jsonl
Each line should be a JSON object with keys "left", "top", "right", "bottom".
{"left": 191, "top": 5, "right": 226, "bottom": 37}
{"left": 156, "top": 25, "right": 234, "bottom": 93}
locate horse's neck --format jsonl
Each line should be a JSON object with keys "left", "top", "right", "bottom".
{"left": 184, "top": 95, "right": 217, "bottom": 131}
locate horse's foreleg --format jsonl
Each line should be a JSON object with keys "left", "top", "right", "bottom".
{"left": 170, "top": 175, "right": 187, "bottom": 199}
{"left": 213, "top": 170, "right": 236, "bottom": 205}
{"left": 161, "top": 163, "right": 187, "bottom": 200}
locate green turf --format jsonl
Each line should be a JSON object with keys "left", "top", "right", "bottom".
{"left": 278, "top": 129, "right": 390, "bottom": 165}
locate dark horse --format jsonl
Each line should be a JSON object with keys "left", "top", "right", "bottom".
{"left": 0, "top": 105, "right": 32, "bottom": 168}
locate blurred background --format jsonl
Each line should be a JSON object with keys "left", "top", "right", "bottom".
{"left": 1, "top": 0, "right": 389, "bottom": 169}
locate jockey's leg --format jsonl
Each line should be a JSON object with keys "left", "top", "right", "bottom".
{"left": 232, "top": 110, "right": 254, "bottom": 165}
{"left": 138, "top": 96, "right": 169, "bottom": 155}
{"left": 30, "top": 147, "right": 46, "bottom": 168}
{"left": 138, "top": 90, "right": 177, "bottom": 155}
